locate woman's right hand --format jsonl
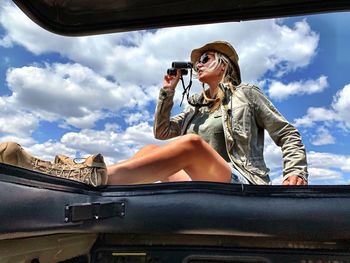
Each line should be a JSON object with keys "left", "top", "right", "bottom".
{"left": 163, "top": 70, "right": 181, "bottom": 90}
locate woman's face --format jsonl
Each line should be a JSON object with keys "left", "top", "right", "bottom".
{"left": 195, "top": 52, "right": 226, "bottom": 84}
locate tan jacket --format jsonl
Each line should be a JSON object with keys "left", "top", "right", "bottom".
{"left": 154, "top": 83, "right": 308, "bottom": 184}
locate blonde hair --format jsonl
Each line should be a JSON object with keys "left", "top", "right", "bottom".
{"left": 197, "top": 52, "right": 237, "bottom": 112}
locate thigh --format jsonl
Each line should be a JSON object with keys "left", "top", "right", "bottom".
{"left": 177, "top": 134, "right": 232, "bottom": 183}
{"left": 132, "top": 144, "right": 160, "bottom": 159}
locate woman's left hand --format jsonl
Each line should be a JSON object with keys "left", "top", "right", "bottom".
{"left": 283, "top": 175, "right": 307, "bottom": 185}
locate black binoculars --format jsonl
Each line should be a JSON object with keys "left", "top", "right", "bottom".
{"left": 167, "top": 62, "right": 193, "bottom": 76}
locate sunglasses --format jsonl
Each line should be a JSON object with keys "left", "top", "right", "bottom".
{"left": 197, "top": 53, "right": 210, "bottom": 64}
{"left": 194, "top": 52, "right": 211, "bottom": 71}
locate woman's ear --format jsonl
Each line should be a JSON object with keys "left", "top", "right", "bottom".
{"left": 221, "top": 64, "right": 227, "bottom": 72}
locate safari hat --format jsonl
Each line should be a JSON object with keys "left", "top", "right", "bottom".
{"left": 190, "top": 41, "right": 241, "bottom": 84}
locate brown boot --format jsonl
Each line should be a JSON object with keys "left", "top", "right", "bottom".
{"left": 0, "top": 142, "right": 108, "bottom": 187}
{"left": 54, "top": 154, "right": 75, "bottom": 165}
{"left": 54, "top": 154, "right": 108, "bottom": 186}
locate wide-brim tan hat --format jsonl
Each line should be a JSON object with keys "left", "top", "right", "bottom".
{"left": 190, "top": 41, "right": 241, "bottom": 84}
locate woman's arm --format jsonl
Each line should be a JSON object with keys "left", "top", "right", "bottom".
{"left": 246, "top": 86, "right": 308, "bottom": 184}
{"left": 153, "top": 71, "right": 187, "bottom": 140}
{"left": 153, "top": 88, "right": 186, "bottom": 140}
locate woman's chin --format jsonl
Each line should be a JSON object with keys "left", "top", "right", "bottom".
{"left": 198, "top": 74, "right": 207, "bottom": 82}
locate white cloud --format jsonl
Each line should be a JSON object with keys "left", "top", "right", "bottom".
{"left": 332, "top": 84, "right": 350, "bottom": 128}
{"left": 0, "top": 2, "right": 139, "bottom": 55}
{"left": 270, "top": 150, "right": 350, "bottom": 184}
{"left": 0, "top": 5, "right": 322, "bottom": 169}
{"left": 123, "top": 110, "right": 152, "bottom": 125}
{"left": 0, "top": 1, "right": 322, "bottom": 146}
{"left": 5, "top": 122, "right": 157, "bottom": 165}
{"left": 268, "top": 75, "right": 328, "bottom": 100}
{"left": 293, "top": 83, "right": 350, "bottom": 133}
{"left": 4, "top": 63, "right": 153, "bottom": 128}
{"left": 0, "top": 2, "right": 319, "bottom": 85}
{"left": 307, "top": 167, "right": 342, "bottom": 180}
{"left": 0, "top": 97, "right": 39, "bottom": 137}
{"left": 241, "top": 19, "right": 319, "bottom": 80}
{"left": 61, "top": 129, "right": 125, "bottom": 159}
{"left": 268, "top": 149, "right": 350, "bottom": 185}
{"left": 264, "top": 135, "right": 284, "bottom": 184}
{"left": 26, "top": 141, "right": 77, "bottom": 162}
{"left": 60, "top": 122, "right": 159, "bottom": 164}
{"left": 65, "top": 112, "right": 105, "bottom": 130}
{"left": 264, "top": 134, "right": 283, "bottom": 170}
{"left": 0, "top": 34, "right": 12, "bottom": 48}
{"left": 311, "top": 127, "right": 335, "bottom": 146}
{"left": 294, "top": 107, "right": 339, "bottom": 128}
{"left": 0, "top": 135, "right": 35, "bottom": 146}
{"left": 122, "top": 122, "right": 157, "bottom": 146}
{"left": 0, "top": 110, "right": 38, "bottom": 137}
{"left": 308, "top": 151, "right": 350, "bottom": 172}
{"left": 263, "top": 134, "right": 350, "bottom": 184}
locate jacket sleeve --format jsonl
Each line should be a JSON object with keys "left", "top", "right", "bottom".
{"left": 246, "top": 86, "right": 308, "bottom": 182}
{"left": 153, "top": 88, "right": 186, "bottom": 140}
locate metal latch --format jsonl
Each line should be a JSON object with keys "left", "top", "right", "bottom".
{"left": 64, "top": 201, "right": 125, "bottom": 222}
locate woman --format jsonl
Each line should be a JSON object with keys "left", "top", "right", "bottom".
{"left": 107, "top": 41, "right": 308, "bottom": 185}
{"left": 0, "top": 41, "right": 308, "bottom": 186}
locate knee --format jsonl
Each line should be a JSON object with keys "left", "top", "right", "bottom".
{"left": 179, "top": 134, "right": 206, "bottom": 150}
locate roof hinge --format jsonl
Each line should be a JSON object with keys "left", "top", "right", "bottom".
{"left": 64, "top": 201, "right": 125, "bottom": 223}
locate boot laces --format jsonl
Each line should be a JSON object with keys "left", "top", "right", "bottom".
{"left": 31, "top": 159, "right": 99, "bottom": 186}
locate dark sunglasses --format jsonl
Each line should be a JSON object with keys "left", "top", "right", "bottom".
{"left": 194, "top": 52, "right": 211, "bottom": 71}
{"left": 197, "top": 52, "right": 210, "bottom": 64}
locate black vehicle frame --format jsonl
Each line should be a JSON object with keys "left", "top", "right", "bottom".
{"left": 1, "top": 0, "right": 350, "bottom": 262}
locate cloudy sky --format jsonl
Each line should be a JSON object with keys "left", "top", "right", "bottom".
{"left": 1, "top": 1, "right": 350, "bottom": 185}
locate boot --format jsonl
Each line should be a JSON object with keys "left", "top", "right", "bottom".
{"left": 54, "top": 154, "right": 109, "bottom": 186}
{"left": 54, "top": 154, "right": 75, "bottom": 165}
{"left": 0, "top": 142, "right": 108, "bottom": 187}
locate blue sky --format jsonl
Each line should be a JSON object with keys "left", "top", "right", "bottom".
{"left": 1, "top": 1, "right": 350, "bottom": 184}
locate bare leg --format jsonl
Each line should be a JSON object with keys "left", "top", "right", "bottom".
{"left": 107, "top": 134, "right": 231, "bottom": 185}
{"left": 131, "top": 144, "right": 160, "bottom": 159}
{"left": 131, "top": 144, "right": 191, "bottom": 182}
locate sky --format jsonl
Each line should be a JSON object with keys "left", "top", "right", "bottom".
{"left": 0, "top": 1, "right": 350, "bottom": 185}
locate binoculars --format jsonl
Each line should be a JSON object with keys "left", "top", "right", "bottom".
{"left": 167, "top": 62, "right": 193, "bottom": 76}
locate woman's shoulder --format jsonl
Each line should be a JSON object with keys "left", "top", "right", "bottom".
{"left": 224, "top": 83, "right": 269, "bottom": 107}
{"left": 236, "top": 83, "right": 262, "bottom": 93}
{"left": 234, "top": 83, "right": 268, "bottom": 101}
{"left": 220, "top": 82, "right": 262, "bottom": 96}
